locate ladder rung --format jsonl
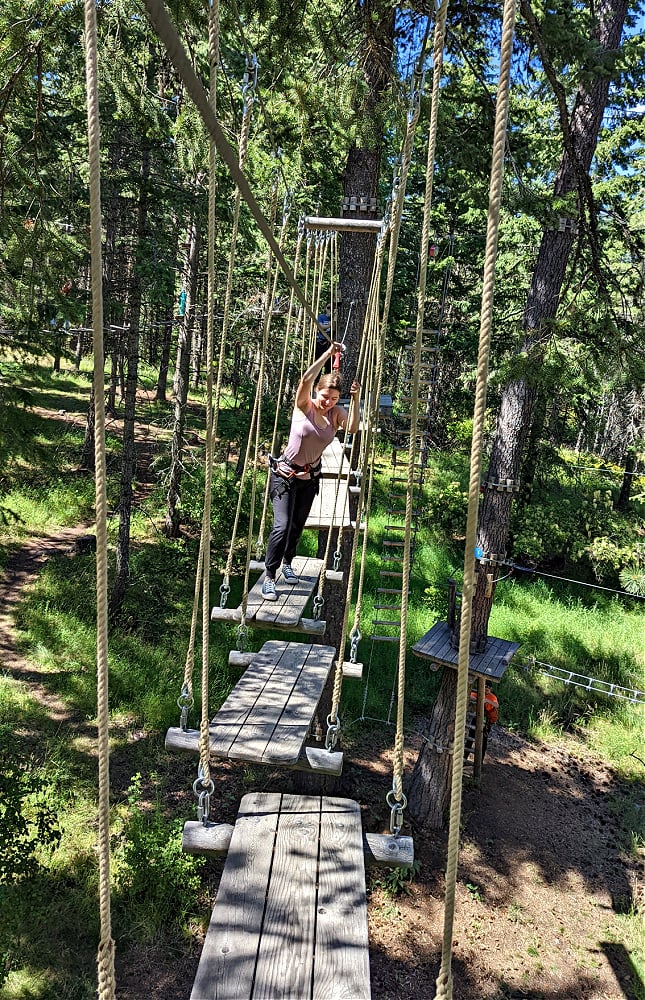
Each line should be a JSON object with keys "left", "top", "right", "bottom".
{"left": 384, "top": 524, "right": 405, "bottom": 531}
{"left": 383, "top": 540, "right": 404, "bottom": 547}
{"left": 372, "top": 618, "right": 400, "bottom": 626}
{"left": 374, "top": 604, "right": 403, "bottom": 611}
{"left": 380, "top": 570, "right": 404, "bottom": 577}
{"left": 370, "top": 635, "right": 401, "bottom": 642}
{"left": 377, "top": 588, "right": 403, "bottom": 595}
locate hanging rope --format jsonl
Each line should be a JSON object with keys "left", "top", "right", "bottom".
{"left": 255, "top": 199, "right": 300, "bottom": 557}
{"left": 83, "top": 1, "right": 115, "bottom": 995}
{"left": 435, "top": 0, "right": 517, "bottom": 994}
{"left": 326, "top": 236, "right": 387, "bottom": 747}
{"left": 195, "top": 0, "right": 220, "bottom": 815}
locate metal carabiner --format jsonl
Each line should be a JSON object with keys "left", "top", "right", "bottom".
{"left": 313, "top": 595, "right": 325, "bottom": 621}
{"left": 177, "top": 684, "right": 195, "bottom": 731}
{"left": 386, "top": 789, "right": 408, "bottom": 837}
{"left": 236, "top": 624, "right": 250, "bottom": 652}
{"left": 325, "top": 712, "right": 341, "bottom": 751}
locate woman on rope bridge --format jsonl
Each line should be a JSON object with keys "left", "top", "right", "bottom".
{"left": 262, "top": 340, "right": 361, "bottom": 601}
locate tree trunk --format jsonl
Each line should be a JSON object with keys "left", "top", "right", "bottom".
{"left": 408, "top": 668, "right": 457, "bottom": 829}
{"left": 80, "top": 383, "right": 95, "bottom": 473}
{"left": 165, "top": 212, "right": 200, "bottom": 537}
{"left": 110, "top": 144, "right": 150, "bottom": 620}
{"left": 337, "top": 1, "right": 394, "bottom": 383}
{"left": 410, "top": 0, "right": 630, "bottom": 830}
{"left": 470, "top": 0, "right": 629, "bottom": 647}
{"left": 616, "top": 444, "right": 637, "bottom": 511}
{"left": 155, "top": 303, "right": 174, "bottom": 403}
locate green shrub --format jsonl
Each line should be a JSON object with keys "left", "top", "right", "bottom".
{"left": 0, "top": 735, "right": 61, "bottom": 885}
{"left": 112, "top": 774, "right": 205, "bottom": 942}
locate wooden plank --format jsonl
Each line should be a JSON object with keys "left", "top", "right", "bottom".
{"left": 253, "top": 794, "right": 321, "bottom": 999}
{"left": 262, "top": 645, "right": 335, "bottom": 764}
{"left": 165, "top": 729, "right": 343, "bottom": 774}
{"left": 319, "top": 437, "right": 350, "bottom": 478}
{"left": 254, "top": 556, "right": 324, "bottom": 628}
{"left": 412, "top": 620, "right": 519, "bottom": 680}
{"left": 226, "top": 643, "right": 311, "bottom": 763}
{"left": 190, "top": 791, "right": 281, "bottom": 1000}
{"left": 306, "top": 477, "right": 352, "bottom": 529}
{"left": 183, "top": 821, "right": 235, "bottom": 858}
{"left": 314, "top": 797, "right": 371, "bottom": 1000}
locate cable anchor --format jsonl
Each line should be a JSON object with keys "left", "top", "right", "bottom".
{"left": 386, "top": 789, "right": 408, "bottom": 837}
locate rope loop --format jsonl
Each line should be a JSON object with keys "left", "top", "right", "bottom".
{"left": 312, "top": 595, "right": 325, "bottom": 620}
{"left": 236, "top": 624, "right": 250, "bottom": 652}
{"left": 333, "top": 548, "right": 342, "bottom": 572}
{"left": 177, "top": 684, "right": 195, "bottom": 731}
{"left": 386, "top": 789, "right": 408, "bottom": 837}
{"left": 325, "top": 712, "right": 341, "bottom": 751}
{"left": 219, "top": 578, "right": 230, "bottom": 608}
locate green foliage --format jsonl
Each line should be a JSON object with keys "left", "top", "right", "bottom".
{"left": 372, "top": 860, "right": 421, "bottom": 899}
{"left": 0, "top": 731, "right": 61, "bottom": 886}
{"left": 112, "top": 774, "right": 205, "bottom": 941}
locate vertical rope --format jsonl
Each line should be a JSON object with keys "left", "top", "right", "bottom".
{"left": 197, "top": 0, "right": 220, "bottom": 799}
{"left": 83, "top": 1, "right": 115, "bottom": 996}
{"left": 435, "top": 0, "right": 517, "bottom": 994}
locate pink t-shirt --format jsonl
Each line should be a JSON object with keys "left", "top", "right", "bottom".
{"left": 282, "top": 402, "right": 344, "bottom": 474}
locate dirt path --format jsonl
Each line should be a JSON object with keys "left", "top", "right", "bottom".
{"left": 0, "top": 527, "right": 91, "bottom": 722}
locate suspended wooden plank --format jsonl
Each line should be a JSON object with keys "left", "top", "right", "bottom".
{"left": 303, "top": 215, "right": 383, "bottom": 233}
{"left": 167, "top": 640, "right": 341, "bottom": 771}
{"left": 183, "top": 820, "right": 415, "bottom": 871}
{"left": 211, "top": 555, "right": 325, "bottom": 633}
{"left": 305, "top": 477, "right": 352, "bottom": 529}
{"left": 412, "top": 620, "right": 519, "bottom": 680}
{"left": 319, "top": 437, "right": 351, "bottom": 478}
{"left": 190, "top": 792, "right": 371, "bottom": 1000}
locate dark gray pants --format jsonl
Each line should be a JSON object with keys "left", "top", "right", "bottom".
{"left": 264, "top": 472, "right": 319, "bottom": 578}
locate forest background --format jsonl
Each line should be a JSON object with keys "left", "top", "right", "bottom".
{"left": 0, "top": 0, "right": 644, "bottom": 998}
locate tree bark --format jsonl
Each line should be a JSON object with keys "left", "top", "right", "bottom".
{"left": 110, "top": 144, "right": 150, "bottom": 620}
{"left": 165, "top": 211, "right": 200, "bottom": 537}
{"left": 410, "top": 0, "right": 630, "bottom": 830}
{"left": 408, "top": 668, "right": 457, "bottom": 829}
{"left": 470, "top": 0, "right": 629, "bottom": 647}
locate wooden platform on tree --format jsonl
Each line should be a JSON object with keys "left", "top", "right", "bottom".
{"left": 320, "top": 437, "right": 350, "bottom": 478}
{"left": 190, "top": 791, "right": 371, "bottom": 1000}
{"left": 305, "top": 476, "right": 352, "bottom": 529}
{"left": 412, "top": 620, "right": 519, "bottom": 681}
{"left": 211, "top": 555, "right": 325, "bottom": 634}
{"left": 167, "top": 640, "right": 338, "bottom": 768}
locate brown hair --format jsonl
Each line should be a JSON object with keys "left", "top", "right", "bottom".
{"left": 317, "top": 372, "right": 343, "bottom": 394}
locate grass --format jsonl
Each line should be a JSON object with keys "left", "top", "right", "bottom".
{"left": 1, "top": 361, "right": 643, "bottom": 996}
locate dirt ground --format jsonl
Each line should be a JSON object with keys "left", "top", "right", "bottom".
{"left": 2, "top": 533, "right": 643, "bottom": 1000}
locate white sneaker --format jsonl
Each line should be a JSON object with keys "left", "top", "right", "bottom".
{"left": 261, "top": 577, "right": 277, "bottom": 601}
{"left": 282, "top": 563, "right": 299, "bottom": 584}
